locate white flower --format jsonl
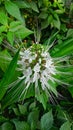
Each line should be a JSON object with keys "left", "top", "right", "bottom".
{"left": 15, "top": 43, "right": 72, "bottom": 107}
{"left": 18, "top": 44, "right": 57, "bottom": 94}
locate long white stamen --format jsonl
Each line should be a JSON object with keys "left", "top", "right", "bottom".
{"left": 17, "top": 44, "right": 72, "bottom": 99}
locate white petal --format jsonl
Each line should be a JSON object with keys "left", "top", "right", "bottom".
{"left": 26, "top": 67, "right": 32, "bottom": 76}
{"left": 33, "top": 63, "right": 40, "bottom": 72}
{"left": 45, "top": 60, "right": 53, "bottom": 68}
{"left": 33, "top": 72, "right": 39, "bottom": 83}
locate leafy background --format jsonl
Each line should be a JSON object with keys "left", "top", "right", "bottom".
{"left": 0, "top": 0, "right": 73, "bottom": 130}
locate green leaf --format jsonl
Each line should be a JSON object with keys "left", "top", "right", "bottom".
{"left": 41, "top": 19, "right": 49, "bottom": 30}
{"left": 51, "top": 126, "right": 58, "bottom": 130}
{"left": 60, "top": 24, "right": 67, "bottom": 32}
{"left": 66, "top": 29, "right": 73, "bottom": 38}
{"left": 18, "top": 104, "right": 27, "bottom": 115}
{"left": 53, "top": 14, "right": 60, "bottom": 29}
{"left": 1, "top": 122, "right": 13, "bottom": 130}
{"left": 0, "top": 11, "right": 8, "bottom": 25}
{"left": 0, "top": 50, "right": 11, "bottom": 72}
{"left": 38, "top": 0, "right": 43, "bottom": 8}
{"left": 70, "top": 3, "right": 73, "bottom": 11}
{"left": 51, "top": 38, "right": 73, "bottom": 57}
{"left": 0, "top": 37, "right": 3, "bottom": 44}
{"left": 9, "top": 21, "right": 33, "bottom": 39}
{"left": 2, "top": 79, "right": 25, "bottom": 109}
{"left": 60, "top": 121, "right": 71, "bottom": 130}
{"left": 0, "top": 26, "right": 7, "bottom": 33}
{"left": 39, "top": 12, "right": 48, "bottom": 19}
{"left": 36, "top": 91, "right": 48, "bottom": 110}
{"left": 7, "top": 31, "right": 14, "bottom": 45}
{"left": 57, "top": 106, "right": 68, "bottom": 122}
{"left": 41, "top": 110, "right": 53, "bottom": 130}
{"left": 53, "top": 19, "right": 60, "bottom": 30}
{"left": 29, "top": 1, "right": 39, "bottom": 13}
{"left": 5, "top": 1, "right": 24, "bottom": 23}
{"left": 29, "top": 102, "right": 36, "bottom": 111}
{"left": 48, "top": 15, "right": 53, "bottom": 25}
{"left": 55, "top": 9, "right": 65, "bottom": 14}
{"left": 19, "top": 83, "right": 35, "bottom": 101}
{"left": 15, "top": 26, "right": 33, "bottom": 39}
{"left": 44, "top": 31, "right": 59, "bottom": 45}
{"left": 48, "top": 80, "right": 58, "bottom": 96}
{"left": 72, "top": 124, "right": 73, "bottom": 130}
{"left": 68, "top": 87, "right": 73, "bottom": 97}
{"left": 13, "top": 0, "right": 30, "bottom": 9}
{"left": 2, "top": 80, "right": 34, "bottom": 109}
{"left": 43, "top": 0, "right": 49, "bottom": 7}
{"left": 27, "top": 108, "right": 39, "bottom": 130}
{"left": 9, "top": 21, "right": 22, "bottom": 32}
{"left": 0, "top": 116, "right": 8, "bottom": 123}
{"left": 14, "top": 0, "right": 39, "bottom": 13}
{"left": 13, "top": 107, "right": 20, "bottom": 116}
{"left": 0, "top": 49, "right": 19, "bottom": 100}
{"left": 0, "top": 69, "right": 3, "bottom": 79}
{"left": 12, "top": 120, "right": 30, "bottom": 130}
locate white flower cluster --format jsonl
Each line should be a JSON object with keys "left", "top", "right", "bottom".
{"left": 18, "top": 44, "right": 57, "bottom": 91}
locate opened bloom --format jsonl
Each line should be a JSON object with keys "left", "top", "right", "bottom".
{"left": 18, "top": 44, "right": 58, "bottom": 93}
{"left": 18, "top": 43, "right": 73, "bottom": 105}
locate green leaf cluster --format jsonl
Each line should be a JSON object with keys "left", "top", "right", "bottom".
{"left": 0, "top": 0, "right": 73, "bottom": 130}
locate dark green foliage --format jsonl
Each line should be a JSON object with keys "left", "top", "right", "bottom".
{"left": 0, "top": 0, "right": 73, "bottom": 130}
